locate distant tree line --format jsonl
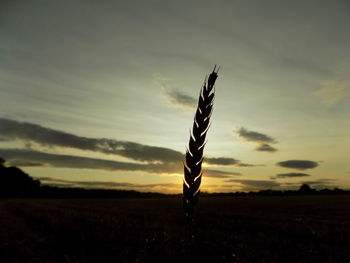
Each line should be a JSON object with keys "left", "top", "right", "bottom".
{"left": 0, "top": 157, "right": 165, "bottom": 198}
{"left": 0, "top": 157, "right": 349, "bottom": 198}
{"left": 203, "top": 183, "right": 350, "bottom": 197}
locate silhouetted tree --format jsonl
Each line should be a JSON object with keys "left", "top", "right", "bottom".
{"left": 0, "top": 157, "right": 41, "bottom": 197}
{"left": 298, "top": 184, "right": 313, "bottom": 194}
{"left": 0, "top": 157, "right": 5, "bottom": 167}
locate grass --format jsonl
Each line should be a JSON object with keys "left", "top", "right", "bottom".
{"left": 0, "top": 195, "right": 350, "bottom": 262}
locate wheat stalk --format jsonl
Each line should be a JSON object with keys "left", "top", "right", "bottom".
{"left": 183, "top": 66, "right": 219, "bottom": 218}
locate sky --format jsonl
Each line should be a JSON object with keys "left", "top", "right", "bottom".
{"left": 0, "top": 0, "right": 349, "bottom": 193}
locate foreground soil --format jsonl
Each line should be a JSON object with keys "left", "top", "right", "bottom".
{"left": 0, "top": 195, "right": 349, "bottom": 262}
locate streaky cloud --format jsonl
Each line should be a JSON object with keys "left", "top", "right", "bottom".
{"left": 236, "top": 127, "right": 277, "bottom": 144}
{"left": 204, "top": 157, "right": 240, "bottom": 166}
{"left": 225, "top": 179, "right": 280, "bottom": 190}
{"left": 164, "top": 89, "right": 196, "bottom": 109}
{"left": 255, "top": 143, "right": 277, "bottom": 152}
{"left": 237, "top": 163, "right": 262, "bottom": 167}
{"left": 154, "top": 74, "right": 196, "bottom": 110}
{"left": 0, "top": 148, "right": 238, "bottom": 178}
{"left": 205, "top": 157, "right": 258, "bottom": 167}
{"left": 235, "top": 127, "right": 278, "bottom": 153}
{"left": 275, "top": 172, "right": 311, "bottom": 178}
{"left": 1, "top": 148, "right": 146, "bottom": 171}
{"left": 7, "top": 160, "right": 44, "bottom": 167}
{"left": 205, "top": 169, "right": 241, "bottom": 177}
{"left": 38, "top": 177, "right": 180, "bottom": 190}
{"left": 0, "top": 118, "right": 183, "bottom": 163}
{"left": 0, "top": 118, "right": 254, "bottom": 167}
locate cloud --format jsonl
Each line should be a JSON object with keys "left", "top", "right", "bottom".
{"left": 236, "top": 127, "right": 278, "bottom": 153}
{"left": 277, "top": 160, "right": 319, "bottom": 170}
{"left": 0, "top": 118, "right": 183, "bottom": 164}
{"left": 236, "top": 127, "right": 277, "bottom": 144}
{"left": 1, "top": 148, "right": 146, "bottom": 171}
{"left": 302, "top": 179, "right": 335, "bottom": 184}
{"left": 205, "top": 169, "right": 241, "bottom": 177}
{"left": 255, "top": 143, "right": 277, "bottom": 152}
{"left": 0, "top": 148, "right": 239, "bottom": 178}
{"left": 0, "top": 118, "right": 254, "bottom": 168}
{"left": 205, "top": 157, "right": 239, "bottom": 166}
{"left": 225, "top": 179, "right": 280, "bottom": 191}
{"left": 204, "top": 157, "right": 239, "bottom": 166}
{"left": 205, "top": 157, "right": 258, "bottom": 167}
{"left": 164, "top": 89, "right": 197, "bottom": 109}
{"left": 314, "top": 79, "right": 350, "bottom": 108}
{"left": 37, "top": 177, "right": 181, "bottom": 193}
{"left": 237, "top": 163, "right": 262, "bottom": 167}
{"left": 275, "top": 173, "right": 311, "bottom": 178}
{"left": 7, "top": 160, "right": 44, "bottom": 167}
{"left": 154, "top": 74, "right": 196, "bottom": 110}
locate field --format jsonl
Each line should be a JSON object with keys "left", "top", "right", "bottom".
{"left": 0, "top": 196, "right": 350, "bottom": 263}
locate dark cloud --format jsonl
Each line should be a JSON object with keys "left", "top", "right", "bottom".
{"left": 225, "top": 179, "right": 280, "bottom": 190}
{"left": 205, "top": 169, "right": 241, "bottom": 177}
{"left": 237, "top": 163, "right": 262, "bottom": 167}
{"left": 275, "top": 173, "right": 311, "bottom": 178}
{"left": 0, "top": 148, "right": 146, "bottom": 171}
{"left": 255, "top": 143, "right": 277, "bottom": 152}
{"left": 0, "top": 148, "right": 239, "bottom": 178}
{"left": 236, "top": 127, "right": 277, "bottom": 144}
{"left": 164, "top": 89, "right": 196, "bottom": 109}
{"left": 277, "top": 160, "right": 319, "bottom": 170}
{"left": 0, "top": 118, "right": 253, "bottom": 168}
{"left": 204, "top": 157, "right": 240, "bottom": 166}
{"left": 0, "top": 118, "right": 183, "bottom": 163}
{"left": 205, "top": 157, "right": 258, "bottom": 167}
{"left": 37, "top": 177, "right": 180, "bottom": 191}
{"left": 7, "top": 160, "right": 44, "bottom": 167}
{"left": 236, "top": 127, "right": 278, "bottom": 153}
{"left": 155, "top": 74, "right": 196, "bottom": 110}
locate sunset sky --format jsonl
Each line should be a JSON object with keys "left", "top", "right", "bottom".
{"left": 1, "top": 0, "right": 349, "bottom": 193}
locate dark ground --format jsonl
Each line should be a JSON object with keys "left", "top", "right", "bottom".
{"left": 0, "top": 195, "right": 349, "bottom": 263}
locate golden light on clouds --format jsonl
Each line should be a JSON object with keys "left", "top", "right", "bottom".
{"left": 1, "top": 0, "right": 350, "bottom": 193}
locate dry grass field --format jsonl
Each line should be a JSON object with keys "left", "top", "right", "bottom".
{"left": 0, "top": 195, "right": 350, "bottom": 262}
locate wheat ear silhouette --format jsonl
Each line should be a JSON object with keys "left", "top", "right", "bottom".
{"left": 183, "top": 66, "right": 219, "bottom": 218}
